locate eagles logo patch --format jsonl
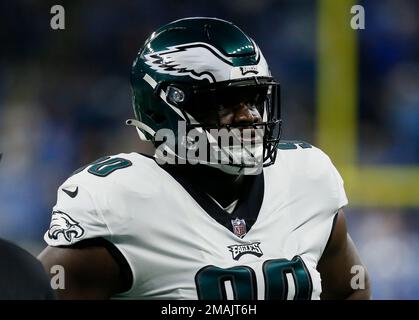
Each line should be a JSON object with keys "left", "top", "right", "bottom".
{"left": 47, "top": 210, "right": 85, "bottom": 243}
{"left": 143, "top": 40, "right": 267, "bottom": 83}
{"left": 144, "top": 42, "right": 234, "bottom": 83}
{"left": 228, "top": 242, "right": 263, "bottom": 260}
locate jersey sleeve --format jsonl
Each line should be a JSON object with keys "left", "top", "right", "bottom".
{"left": 44, "top": 176, "right": 110, "bottom": 247}
{"left": 326, "top": 153, "right": 348, "bottom": 210}
{"left": 276, "top": 144, "right": 349, "bottom": 263}
{"left": 304, "top": 145, "right": 349, "bottom": 211}
{"left": 307, "top": 147, "right": 349, "bottom": 259}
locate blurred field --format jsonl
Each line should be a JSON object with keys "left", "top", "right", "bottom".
{"left": 0, "top": 0, "right": 418, "bottom": 299}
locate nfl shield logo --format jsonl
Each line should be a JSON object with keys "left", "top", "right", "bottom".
{"left": 231, "top": 218, "right": 247, "bottom": 238}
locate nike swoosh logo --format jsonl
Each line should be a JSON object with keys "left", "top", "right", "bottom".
{"left": 62, "top": 187, "right": 79, "bottom": 198}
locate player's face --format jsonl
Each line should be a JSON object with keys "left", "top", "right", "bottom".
{"left": 196, "top": 99, "right": 265, "bottom": 167}
{"left": 217, "top": 102, "right": 262, "bottom": 127}
{"left": 185, "top": 85, "right": 266, "bottom": 128}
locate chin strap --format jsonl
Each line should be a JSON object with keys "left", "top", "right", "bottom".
{"left": 126, "top": 119, "right": 156, "bottom": 141}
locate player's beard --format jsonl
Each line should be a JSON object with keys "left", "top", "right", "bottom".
{"left": 152, "top": 123, "right": 265, "bottom": 175}
{"left": 204, "top": 127, "right": 265, "bottom": 175}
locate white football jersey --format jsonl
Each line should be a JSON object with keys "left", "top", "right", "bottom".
{"left": 44, "top": 141, "right": 348, "bottom": 300}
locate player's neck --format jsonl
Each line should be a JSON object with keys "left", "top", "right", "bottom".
{"left": 174, "top": 164, "right": 246, "bottom": 208}
{"left": 137, "top": 143, "right": 248, "bottom": 207}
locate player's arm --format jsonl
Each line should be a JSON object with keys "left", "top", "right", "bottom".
{"left": 317, "top": 209, "right": 371, "bottom": 300}
{"left": 38, "top": 241, "right": 125, "bottom": 299}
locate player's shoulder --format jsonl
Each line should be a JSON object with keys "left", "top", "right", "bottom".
{"left": 265, "top": 140, "right": 348, "bottom": 212}
{"left": 49, "top": 152, "right": 162, "bottom": 241}
{"left": 0, "top": 238, "right": 33, "bottom": 263}
{"left": 60, "top": 152, "right": 159, "bottom": 193}
{"left": 0, "top": 238, "right": 43, "bottom": 275}
{"left": 268, "top": 140, "right": 337, "bottom": 179}
{"left": 0, "top": 239, "right": 54, "bottom": 299}
{"left": 276, "top": 140, "right": 333, "bottom": 164}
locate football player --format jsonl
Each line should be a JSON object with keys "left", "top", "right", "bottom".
{"left": 0, "top": 239, "right": 55, "bottom": 299}
{"left": 39, "top": 18, "right": 370, "bottom": 299}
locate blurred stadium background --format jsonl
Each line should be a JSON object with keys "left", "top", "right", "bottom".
{"left": 1, "top": 0, "right": 418, "bottom": 299}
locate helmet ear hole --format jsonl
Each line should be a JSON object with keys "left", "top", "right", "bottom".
{"left": 145, "top": 109, "right": 166, "bottom": 124}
